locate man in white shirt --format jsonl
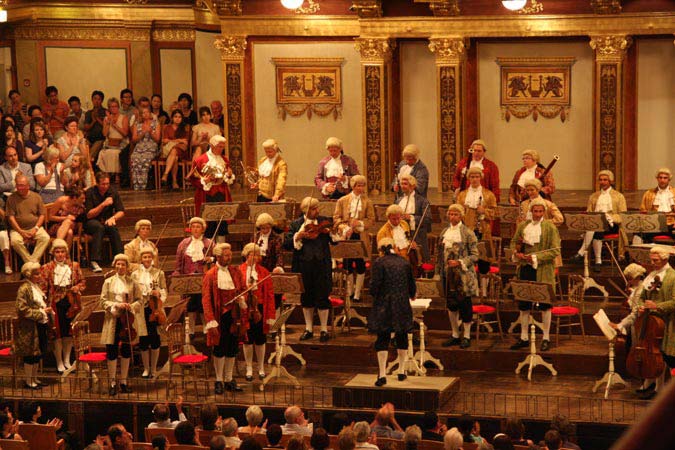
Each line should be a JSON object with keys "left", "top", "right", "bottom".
{"left": 147, "top": 397, "right": 187, "bottom": 428}
{"left": 639, "top": 167, "right": 675, "bottom": 243}
{"left": 281, "top": 406, "right": 313, "bottom": 436}
{"left": 0, "top": 146, "right": 35, "bottom": 196}
{"left": 222, "top": 418, "right": 243, "bottom": 448}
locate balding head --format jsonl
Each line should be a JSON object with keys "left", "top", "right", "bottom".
{"left": 284, "top": 405, "right": 303, "bottom": 425}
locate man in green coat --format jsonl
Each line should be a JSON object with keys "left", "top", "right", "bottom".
{"left": 510, "top": 199, "right": 561, "bottom": 351}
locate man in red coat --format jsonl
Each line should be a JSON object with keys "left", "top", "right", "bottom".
{"left": 202, "top": 242, "right": 245, "bottom": 394}
{"left": 452, "top": 139, "right": 501, "bottom": 202}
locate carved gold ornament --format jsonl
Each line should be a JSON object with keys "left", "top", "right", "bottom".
{"left": 213, "top": 35, "right": 247, "bottom": 60}
{"left": 350, "top": 0, "right": 382, "bottom": 18}
{"left": 428, "top": 37, "right": 467, "bottom": 63}
{"left": 589, "top": 35, "right": 632, "bottom": 62}
{"left": 354, "top": 37, "right": 395, "bottom": 62}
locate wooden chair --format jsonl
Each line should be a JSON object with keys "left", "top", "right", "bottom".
{"left": 132, "top": 443, "right": 153, "bottom": 450}
{"left": 71, "top": 320, "right": 107, "bottom": 391}
{"left": 551, "top": 274, "right": 586, "bottom": 346}
{"left": 419, "top": 440, "right": 445, "bottom": 450}
{"left": 238, "top": 431, "right": 269, "bottom": 447}
{"left": 180, "top": 198, "right": 196, "bottom": 234}
{"left": 376, "top": 437, "right": 402, "bottom": 450}
{"left": 166, "top": 322, "right": 209, "bottom": 391}
{"left": 17, "top": 423, "right": 65, "bottom": 450}
{"left": 462, "top": 443, "right": 478, "bottom": 450}
{"left": 0, "top": 439, "right": 31, "bottom": 450}
{"left": 145, "top": 427, "right": 177, "bottom": 444}
{"left": 473, "top": 272, "right": 504, "bottom": 342}
{"left": 0, "top": 315, "right": 18, "bottom": 387}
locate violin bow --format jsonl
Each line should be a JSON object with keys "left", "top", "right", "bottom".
{"left": 406, "top": 202, "right": 429, "bottom": 256}
{"left": 154, "top": 219, "right": 171, "bottom": 250}
{"left": 604, "top": 242, "right": 628, "bottom": 286}
{"left": 224, "top": 274, "right": 272, "bottom": 308}
{"left": 203, "top": 209, "right": 227, "bottom": 258}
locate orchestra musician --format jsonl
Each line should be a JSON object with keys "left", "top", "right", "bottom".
{"left": 238, "top": 243, "right": 275, "bottom": 382}
{"left": 452, "top": 139, "right": 501, "bottom": 201}
{"left": 284, "top": 197, "right": 335, "bottom": 342}
{"left": 16, "top": 262, "right": 54, "bottom": 389}
{"left": 369, "top": 238, "right": 416, "bottom": 387}
{"left": 38, "top": 239, "right": 85, "bottom": 374}
{"left": 376, "top": 204, "right": 417, "bottom": 263}
{"left": 517, "top": 179, "right": 564, "bottom": 226}
{"left": 252, "top": 139, "right": 287, "bottom": 202}
{"left": 314, "top": 137, "right": 359, "bottom": 200}
{"left": 100, "top": 254, "right": 143, "bottom": 396}
{"left": 190, "top": 135, "right": 234, "bottom": 239}
{"left": 638, "top": 168, "right": 675, "bottom": 243}
{"left": 509, "top": 199, "right": 561, "bottom": 352}
{"left": 131, "top": 248, "right": 167, "bottom": 379}
{"left": 392, "top": 144, "right": 429, "bottom": 199}
{"left": 333, "top": 175, "right": 375, "bottom": 302}
{"left": 435, "top": 205, "right": 479, "bottom": 349}
{"left": 202, "top": 243, "right": 246, "bottom": 394}
{"left": 254, "top": 213, "right": 285, "bottom": 317}
{"left": 396, "top": 175, "right": 431, "bottom": 262}
{"left": 509, "top": 149, "right": 556, "bottom": 205}
{"left": 571, "top": 170, "right": 628, "bottom": 269}
{"left": 124, "top": 219, "right": 159, "bottom": 272}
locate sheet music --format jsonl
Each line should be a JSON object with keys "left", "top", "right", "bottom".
{"left": 593, "top": 308, "right": 617, "bottom": 341}
{"left": 410, "top": 298, "right": 432, "bottom": 310}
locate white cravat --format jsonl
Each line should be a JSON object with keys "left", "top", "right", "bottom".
{"left": 186, "top": 237, "right": 205, "bottom": 262}
{"left": 523, "top": 220, "right": 543, "bottom": 245}
{"left": 30, "top": 282, "right": 48, "bottom": 324}
{"left": 257, "top": 232, "right": 270, "bottom": 256}
{"left": 349, "top": 193, "right": 363, "bottom": 218}
{"left": 53, "top": 262, "right": 72, "bottom": 287}
{"left": 217, "top": 264, "right": 235, "bottom": 290}
{"left": 139, "top": 239, "right": 153, "bottom": 252}
{"left": 392, "top": 225, "right": 409, "bottom": 250}
{"left": 442, "top": 223, "right": 462, "bottom": 248}
{"left": 258, "top": 155, "right": 277, "bottom": 177}
{"left": 398, "top": 193, "right": 416, "bottom": 230}
{"left": 110, "top": 274, "right": 129, "bottom": 303}
{"left": 517, "top": 167, "right": 537, "bottom": 188}
{"left": 245, "top": 264, "right": 259, "bottom": 291}
{"left": 137, "top": 266, "right": 153, "bottom": 294}
{"left": 654, "top": 187, "right": 674, "bottom": 212}
{"left": 325, "top": 157, "right": 344, "bottom": 179}
{"left": 469, "top": 158, "right": 484, "bottom": 170}
{"left": 596, "top": 187, "right": 614, "bottom": 225}
{"left": 464, "top": 186, "right": 483, "bottom": 209}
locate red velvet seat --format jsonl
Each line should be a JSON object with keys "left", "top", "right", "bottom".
{"left": 174, "top": 354, "right": 208, "bottom": 364}
{"left": 472, "top": 305, "right": 495, "bottom": 314}
{"left": 421, "top": 263, "right": 435, "bottom": 272}
{"left": 329, "top": 297, "right": 344, "bottom": 307}
{"left": 551, "top": 306, "right": 580, "bottom": 316}
{"left": 604, "top": 233, "right": 620, "bottom": 239}
{"left": 653, "top": 235, "right": 674, "bottom": 242}
{"left": 0, "top": 347, "right": 12, "bottom": 357}
{"left": 78, "top": 352, "right": 106, "bottom": 363}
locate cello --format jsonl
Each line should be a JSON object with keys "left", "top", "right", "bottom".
{"left": 625, "top": 276, "right": 666, "bottom": 380}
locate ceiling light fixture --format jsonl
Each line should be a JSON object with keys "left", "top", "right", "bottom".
{"left": 281, "top": 0, "right": 320, "bottom": 14}
{"left": 501, "top": 0, "right": 527, "bottom": 11}
{"left": 281, "top": 0, "right": 304, "bottom": 9}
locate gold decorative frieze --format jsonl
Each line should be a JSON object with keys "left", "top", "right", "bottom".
{"left": 225, "top": 62, "right": 245, "bottom": 187}
{"left": 354, "top": 37, "right": 395, "bottom": 62}
{"left": 151, "top": 28, "right": 196, "bottom": 42}
{"left": 429, "top": 0, "right": 460, "bottom": 17}
{"left": 428, "top": 37, "right": 467, "bottom": 64}
{"left": 591, "top": 0, "right": 621, "bottom": 14}
{"left": 351, "top": 0, "right": 382, "bottom": 18}
{"left": 125, "top": 0, "right": 148, "bottom": 4}
{"left": 214, "top": 35, "right": 247, "bottom": 61}
{"left": 518, "top": 0, "right": 544, "bottom": 15}
{"left": 212, "top": 0, "right": 242, "bottom": 16}
{"left": 589, "top": 34, "right": 632, "bottom": 62}
{"left": 10, "top": 24, "right": 149, "bottom": 41}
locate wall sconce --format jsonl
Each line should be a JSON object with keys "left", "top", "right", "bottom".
{"left": 281, "top": 0, "right": 320, "bottom": 14}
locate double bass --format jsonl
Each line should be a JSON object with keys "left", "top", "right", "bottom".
{"left": 626, "top": 276, "right": 666, "bottom": 380}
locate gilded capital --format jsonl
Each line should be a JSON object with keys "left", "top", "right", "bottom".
{"left": 214, "top": 35, "right": 247, "bottom": 61}
{"left": 429, "top": 0, "right": 460, "bottom": 16}
{"left": 351, "top": 1, "right": 382, "bottom": 18}
{"left": 428, "top": 37, "right": 467, "bottom": 64}
{"left": 590, "top": 0, "right": 622, "bottom": 14}
{"left": 589, "top": 35, "right": 632, "bottom": 62}
{"left": 355, "top": 37, "right": 395, "bottom": 62}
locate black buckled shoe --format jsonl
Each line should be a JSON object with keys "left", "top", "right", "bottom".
{"left": 570, "top": 254, "right": 585, "bottom": 264}
{"left": 320, "top": 331, "right": 329, "bottom": 342}
{"left": 109, "top": 384, "right": 117, "bottom": 396}
{"left": 245, "top": 374, "right": 253, "bottom": 382}
{"left": 442, "top": 337, "right": 461, "bottom": 347}
{"left": 120, "top": 383, "right": 132, "bottom": 394}
{"left": 460, "top": 338, "right": 471, "bottom": 349}
{"left": 214, "top": 381, "right": 224, "bottom": 395}
{"left": 540, "top": 340, "right": 550, "bottom": 351}
{"left": 375, "top": 377, "right": 387, "bottom": 387}
{"left": 510, "top": 339, "right": 529, "bottom": 350}
{"left": 225, "top": 381, "right": 243, "bottom": 392}
{"left": 299, "top": 330, "right": 314, "bottom": 341}
{"left": 397, "top": 374, "right": 407, "bottom": 382}
{"left": 636, "top": 382, "right": 656, "bottom": 394}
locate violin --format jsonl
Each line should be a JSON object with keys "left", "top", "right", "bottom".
{"left": 148, "top": 280, "right": 167, "bottom": 325}
{"left": 404, "top": 230, "right": 421, "bottom": 278}
{"left": 119, "top": 293, "right": 138, "bottom": 344}
{"left": 626, "top": 276, "right": 666, "bottom": 380}
{"left": 65, "top": 289, "right": 82, "bottom": 319}
{"left": 247, "top": 269, "right": 263, "bottom": 324}
{"left": 303, "top": 220, "right": 332, "bottom": 240}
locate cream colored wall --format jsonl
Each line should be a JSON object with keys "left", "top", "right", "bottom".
{"left": 0, "top": 47, "right": 13, "bottom": 106}
{"left": 160, "top": 48, "right": 193, "bottom": 105}
{"left": 400, "top": 41, "right": 439, "bottom": 189}
{"left": 14, "top": 40, "right": 39, "bottom": 105}
{"left": 253, "top": 42, "right": 363, "bottom": 187}
{"left": 195, "top": 31, "right": 224, "bottom": 108}
{"left": 45, "top": 47, "right": 128, "bottom": 109}
{"left": 637, "top": 39, "right": 675, "bottom": 190}
{"left": 478, "top": 42, "right": 594, "bottom": 191}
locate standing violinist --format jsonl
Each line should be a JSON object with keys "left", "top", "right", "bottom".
{"left": 39, "top": 239, "right": 85, "bottom": 374}
{"left": 284, "top": 197, "right": 335, "bottom": 342}
{"left": 635, "top": 247, "right": 675, "bottom": 398}
{"left": 238, "top": 243, "right": 275, "bottom": 382}
{"left": 376, "top": 204, "right": 416, "bottom": 262}
{"left": 435, "top": 205, "right": 479, "bottom": 349}
{"left": 100, "top": 254, "right": 143, "bottom": 396}
{"left": 254, "top": 213, "right": 285, "bottom": 318}
{"left": 314, "top": 137, "right": 359, "bottom": 200}
{"left": 333, "top": 175, "right": 375, "bottom": 302}
{"left": 392, "top": 144, "right": 429, "bottom": 199}
{"left": 509, "top": 200, "right": 561, "bottom": 352}
{"left": 396, "top": 175, "right": 431, "bottom": 263}
{"left": 509, "top": 149, "right": 556, "bottom": 205}
{"left": 202, "top": 243, "right": 246, "bottom": 394}
{"left": 124, "top": 219, "right": 159, "bottom": 272}
{"left": 173, "top": 217, "right": 212, "bottom": 339}
{"left": 131, "top": 248, "right": 167, "bottom": 379}
{"left": 452, "top": 139, "right": 500, "bottom": 201}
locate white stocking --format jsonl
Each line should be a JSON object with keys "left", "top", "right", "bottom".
{"left": 243, "top": 344, "right": 253, "bottom": 376}
{"left": 53, "top": 338, "right": 65, "bottom": 372}
{"left": 107, "top": 359, "right": 118, "bottom": 385}
{"left": 141, "top": 350, "right": 150, "bottom": 377}
{"left": 224, "top": 357, "right": 235, "bottom": 382}
{"left": 396, "top": 349, "right": 407, "bottom": 375}
{"left": 346, "top": 273, "right": 354, "bottom": 297}
{"left": 150, "top": 348, "right": 160, "bottom": 376}
{"left": 448, "top": 311, "right": 460, "bottom": 339}
{"left": 255, "top": 344, "right": 266, "bottom": 375}
{"left": 23, "top": 363, "right": 34, "bottom": 387}
{"left": 519, "top": 311, "right": 530, "bottom": 341}
{"left": 302, "top": 308, "right": 314, "bottom": 332}
{"left": 578, "top": 231, "right": 594, "bottom": 256}
{"left": 354, "top": 274, "right": 365, "bottom": 300}
{"left": 377, "top": 351, "right": 388, "bottom": 378}
{"left": 213, "top": 356, "right": 225, "bottom": 382}
{"left": 187, "top": 312, "right": 197, "bottom": 335}
{"left": 120, "top": 357, "right": 130, "bottom": 385}
{"left": 542, "top": 310, "right": 552, "bottom": 341}
{"left": 592, "top": 239, "right": 603, "bottom": 264}
{"left": 318, "top": 309, "right": 329, "bottom": 333}
{"left": 463, "top": 321, "right": 472, "bottom": 339}
{"left": 62, "top": 337, "right": 73, "bottom": 369}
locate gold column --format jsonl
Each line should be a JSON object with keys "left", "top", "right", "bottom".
{"left": 428, "top": 36, "right": 466, "bottom": 193}
{"left": 589, "top": 34, "right": 632, "bottom": 189}
{"left": 214, "top": 35, "right": 247, "bottom": 187}
{"left": 355, "top": 37, "right": 395, "bottom": 195}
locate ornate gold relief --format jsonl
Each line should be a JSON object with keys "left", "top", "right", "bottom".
{"left": 429, "top": 0, "right": 460, "bottom": 17}
{"left": 10, "top": 24, "right": 149, "bottom": 41}
{"left": 589, "top": 35, "right": 632, "bottom": 62}
{"left": 428, "top": 37, "right": 467, "bottom": 64}
{"left": 151, "top": 28, "right": 196, "bottom": 42}
{"left": 214, "top": 35, "right": 247, "bottom": 61}
{"left": 597, "top": 64, "right": 619, "bottom": 177}
{"left": 591, "top": 0, "right": 621, "bottom": 14}
{"left": 125, "top": 0, "right": 148, "bottom": 4}
{"left": 518, "top": 0, "right": 544, "bottom": 14}
{"left": 438, "top": 65, "right": 458, "bottom": 192}
{"left": 363, "top": 65, "right": 385, "bottom": 194}
{"left": 212, "top": 0, "right": 242, "bottom": 16}
{"left": 225, "top": 63, "right": 244, "bottom": 187}
{"left": 354, "top": 37, "right": 395, "bottom": 62}
{"left": 351, "top": 1, "right": 382, "bottom": 18}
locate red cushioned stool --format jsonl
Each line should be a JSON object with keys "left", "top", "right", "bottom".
{"left": 166, "top": 322, "right": 209, "bottom": 392}
{"left": 472, "top": 273, "right": 504, "bottom": 342}
{"left": 551, "top": 274, "right": 586, "bottom": 347}
{"left": 72, "top": 321, "right": 108, "bottom": 391}
{"left": 329, "top": 296, "right": 345, "bottom": 336}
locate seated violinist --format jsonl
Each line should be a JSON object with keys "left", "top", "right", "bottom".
{"left": 238, "top": 243, "right": 275, "bottom": 382}
{"left": 509, "top": 149, "right": 555, "bottom": 205}
{"left": 99, "top": 254, "right": 143, "bottom": 396}
{"left": 376, "top": 204, "right": 417, "bottom": 263}
{"left": 638, "top": 168, "right": 675, "bottom": 243}
{"left": 39, "top": 239, "right": 85, "bottom": 374}
{"left": 131, "top": 248, "right": 167, "bottom": 379}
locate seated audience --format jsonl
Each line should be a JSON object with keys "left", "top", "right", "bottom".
{"left": 222, "top": 417, "right": 242, "bottom": 448}
{"left": 404, "top": 425, "right": 422, "bottom": 450}
{"left": 240, "top": 436, "right": 264, "bottom": 450}
{"left": 354, "top": 421, "right": 378, "bottom": 450}
{"left": 8, "top": 89, "right": 29, "bottom": 131}
{"left": 371, "top": 403, "right": 404, "bottom": 439}
{"left": 504, "top": 418, "right": 533, "bottom": 447}
{"left": 25, "top": 120, "right": 51, "bottom": 166}
{"left": 7, "top": 174, "right": 50, "bottom": 263}
{"left": 83, "top": 90, "right": 107, "bottom": 163}
{"left": 84, "top": 171, "right": 125, "bottom": 272}
{"left": 0, "top": 410, "right": 22, "bottom": 440}
{"left": 130, "top": 106, "right": 160, "bottom": 191}
{"left": 443, "top": 428, "right": 463, "bottom": 450}
{"left": 175, "top": 420, "right": 199, "bottom": 445}
{"left": 178, "top": 92, "right": 198, "bottom": 126}
{"left": 210, "top": 435, "right": 228, "bottom": 450}
{"left": 338, "top": 428, "right": 356, "bottom": 450}
{"left": 266, "top": 423, "right": 284, "bottom": 448}
{"left": 147, "top": 397, "right": 187, "bottom": 428}
{"left": 46, "top": 186, "right": 86, "bottom": 247}
{"left": 160, "top": 109, "right": 189, "bottom": 190}
{"left": 151, "top": 434, "right": 169, "bottom": 450}
{"left": 107, "top": 423, "right": 133, "bottom": 450}
{"left": 97, "top": 97, "right": 128, "bottom": 180}
{"left": 282, "top": 405, "right": 313, "bottom": 436}
{"left": 34, "top": 146, "right": 65, "bottom": 203}
{"left": 543, "top": 430, "right": 561, "bottom": 450}
{"left": 200, "top": 403, "right": 222, "bottom": 431}
{"left": 328, "top": 412, "right": 351, "bottom": 435}
{"left": 42, "top": 85, "right": 70, "bottom": 136}
{"left": 311, "top": 427, "right": 330, "bottom": 450}
{"left": 239, "top": 405, "right": 267, "bottom": 434}
{"left": 0, "top": 199, "right": 10, "bottom": 273}
{"left": 287, "top": 435, "right": 307, "bottom": 450}
{"left": 22, "top": 106, "right": 47, "bottom": 142}
{"left": 67, "top": 95, "right": 86, "bottom": 131}
{"left": 190, "top": 106, "right": 221, "bottom": 161}
{"left": 458, "top": 414, "right": 485, "bottom": 445}
{"left": 61, "top": 153, "right": 94, "bottom": 190}
{"left": 0, "top": 146, "right": 35, "bottom": 196}
{"left": 56, "top": 116, "right": 89, "bottom": 166}
{"left": 150, "top": 94, "right": 169, "bottom": 127}
{"left": 421, "top": 411, "right": 446, "bottom": 442}
{"left": 549, "top": 415, "right": 581, "bottom": 450}
{"left": 3, "top": 123, "right": 25, "bottom": 161}
{"left": 492, "top": 434, "right": 514, "bottom": 450}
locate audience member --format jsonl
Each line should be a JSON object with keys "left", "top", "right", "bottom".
{"left": 222, "top": 417, "right": 242, "bottom": 448}
{"left": 458, "top": 414, "right": 485, "bottom": 445}
{"left": 266, "top": 423, "right": 283, "bottom": 448}
{"left": 404, "top": 425, "right": 422, "bottom": 450}
{"left": 8, "top": 89, "right": 29, "bottom": 131}
{"left": 543, "top": 430, "right": 561, "bottom": 450}
{"left": 504, "top": 418, "right": 533, "bottom": 447}
{"left": 22, "top": 106, "right": 45, "bottom": 141}
{"left": 492, "top": 434, "right": 514, "bottom": 450}
{"left": 371, "top": 403, "right": 404, "bottom": 439}
{"left": 107, "top": 423, "right": 133, "bottom": 450}
{"left": 337, "top": 428, "right": 356, "bottom": 450}
{"left": 421, "top": 411, "right": 446, "bottom": 442}
{"left": 200, "top": 403, "right": 222, "bottom": 431}
{"left": 282, "top": 405, "right": 313, "bottom": 436}
{"left": 240, "top": 436, "right": 264, "bottom": 450}
{"left": 147, "top": 396, "right": 187, "bottom": 428}
{"left": 84, "top": 171, "right": 125, "bottom": 272}
{"left": 354, "top": 421, "right": 378, "bottom": 450}
{"left": 160, "top": 109, "right": 189, "bottom": 190}
{"left": 83, "top": 90, "right": 107, "bottom": 162}
{"left": 150, "top": 94, "right": 169, "bottom": 126}
{"left": 549, "top": 415, "right": 581, "bottom": 450}
{"left": 0, "top": 198, "right": 10, "bottom": 273}
{"left": 287, "top": 434, "right": 307, "bottom": 450}
{"left": 25, "top": 120, "right": 51, "bottom": 166}
{"left": 311, "top": 427, "right": 330, "bottom": 450}
{"left": 443, "top": 428, "right": 463, "bottom": 450}
{"left": 46, "top": 186, "right": 85, "bottom": 247}
{"left": 6, "top": 174, "right": 50, "bottom": 263}
{"left": 211, "top": 100, "right": 224, "bottom": 130}
{"left": 328, "top": 412, "right": 351, "bottom": 435}
{"left": 190, "top": 106, "right": 221, "bottom": 161}
{"left": 62, "top": 153, "right": 94, "bottom": 190}
{"left": 0, "top": 410, "right": 22, "bottom": 440}
{"left": 239, "top": 405, "right": 267, "bottom": 434}
{"left": 56, "top": 116, "right": 89, "bottom": 166}
{"left": 151, "top": 434, "right": 168, "bottom": 450}
{"left": 210, "top": 435, "right": 228, "bottom": 450}
{"left": 130, "top": 105, "right": 160, "bottom": 190}
{"left": 178, "top": 92, "right": 198, "bottom": 126}
{"left": 42, "top": 86, "right": 69, "bottom": 136}
{"left": 34, "top": 145, "right": 65, "bottom": 203}
{"left": 3, "top": 123, "right": 25, "bottom": 161}
{"left": 175, "top": 420, "right": 199, "bottom": 445}
{"left": 97, "top": 97, "right": 128, "bottom": 179}
{"left": 67, "top": 95, "right": 86, "bottom": 130}
{"left": 0, "top": 146, "right": 35, "bottom": 196}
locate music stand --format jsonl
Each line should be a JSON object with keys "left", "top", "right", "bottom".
{"left": 248, "top": 202, "right": 287, "bottom": 222}
{"left": 267, "top": 273, "right": 306, "bottom": 366}
{"left": 592, "top": 309, "right": 626, "bottom": 399}
{"left": 261, "top": 306, "right": 300, "bottom": 390}
{"left": 411, "top": 279, "right": 444, "bottom": 371}
{"left": 627, "top": 245, "right": 657, "bottom": 266}
{"left": 510, "top": 280, "right": 558, "bottom": 380}
{"left": 330, "top": 241, "right": 369, "bottom": 330}
{"left": 619, "top": 212, "right": 667, "bottom": 243}
{"left": 498, "top": 204, "right": 520, "bottom": 238}
{"left": 201, "top": 202, "right": 241, "bottom": 221}
{"left": 565, "top": 213, "right": 610, "bottom": 298}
